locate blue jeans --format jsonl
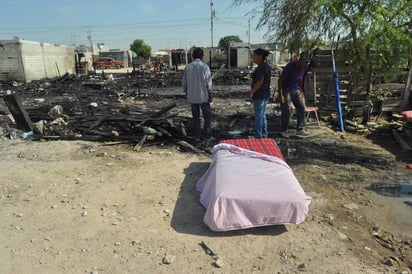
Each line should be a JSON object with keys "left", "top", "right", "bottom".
{"left": 281, "top": 89, "right": 306, "bottom": 132}
{"left": 252, "top": 98, "right": 268, "bottom": 138}
{"left": 191, "top": 103, "right": 211, "bottom": 139}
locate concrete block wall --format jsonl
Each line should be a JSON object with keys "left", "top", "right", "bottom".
{"left": 20, "top": 40, "right": 76, "bottom": 81}
{"left": 0, "top": 39, "right": 76, "bottom": 82}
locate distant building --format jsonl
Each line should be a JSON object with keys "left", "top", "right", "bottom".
{"left": 75, "top": 46, "right": 94, "bottom": 74}
{"left": 98, "top": 50, "right": 132, "bottom": 68}
{"left": 227, "top": 42, "right": 252, "bottom": 68}
{"left": 0, "top": 39, "right": 76, "bottom": 82}
{"left": 250, "top": 42, "right": 283, "bottom": 66}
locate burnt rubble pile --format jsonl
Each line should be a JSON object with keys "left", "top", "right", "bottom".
{"left": 133, "top": 70, "right": 184, "bottom": 89}
{"left": 0, "top": 74, "right": 195, "bottom": 148}
{"left": 132, "top": 69, "right": 253, "bottom": 88}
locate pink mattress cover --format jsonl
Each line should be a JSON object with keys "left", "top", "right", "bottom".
{"left": 196, "top": 143, "right": 311, "bottom": 231}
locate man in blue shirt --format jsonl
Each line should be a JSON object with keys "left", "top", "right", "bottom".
{"left": 278, "top": 51, "right": 311, "bottom": 138}
{"left": 182, "top": 47, "right": 213, "bottom": 140}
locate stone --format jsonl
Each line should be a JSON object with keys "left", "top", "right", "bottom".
{"left": 96, "top": 152, "right": 108, "bottom": 157}
{"left": 298, "top": 263, "right": 306, "bottom": 270}
{"left": 214, "top": 258, "right": 224, "bottom": 268}
{"left": 343, "top": 203, "right": 359, "bottom": 210}
{"left": 337, "top": 230, "right": 349, "bottom": 240}
{"left": 382, "top": 258, "right": 394, "bottom": 266}
{"left": 162, "top": 255, "right": 176, "bottom": 264}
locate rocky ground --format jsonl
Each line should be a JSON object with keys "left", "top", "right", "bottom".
{"left": 0, "top": 74, "right": 411, "bottom": 273}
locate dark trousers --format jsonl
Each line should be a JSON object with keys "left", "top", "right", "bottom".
{"left": 191, "top": 102, "right": 211, "bottom": 139}
{"left": 281, "top": 89, "right": 306, "bottom": 132}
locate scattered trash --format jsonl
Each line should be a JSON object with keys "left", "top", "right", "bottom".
{"left": 199, "top": 241, "right": 216, "bottom": 256}
{"left": 33, "top": 98, "right": 45, "bottom": 103}
{"left": 48, "top": 105, "right": 64, "bottom": 119}
{"left": 21, "top": 131, "right": 33, "bottom": 138}
{"left": 143, "top": 126, "right": 162, "bottom": 136}
{"left": 228, "top": 130, "right": 242, "bottom": 136}
{"left": 199, "top": 241, "right": 224, "bottom": 268}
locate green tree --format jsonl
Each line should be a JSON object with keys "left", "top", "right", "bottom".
{"left": 218, "top": 35, "right": 243, "bottom": 49}
{"left": 232, "top": 0, "right": 412, "bottom": 87}
{"left": 325, "top": 0, "right": 412, "bottom": 89}
{"left": 130, "top": 39, "right": 151, "bottom": 59}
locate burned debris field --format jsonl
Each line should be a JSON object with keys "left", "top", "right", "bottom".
{"left": 1, "top": 70, "right": 266, "bottom": 152}
{"left": 1, "top": 69, "right": 410, "bottom": 161}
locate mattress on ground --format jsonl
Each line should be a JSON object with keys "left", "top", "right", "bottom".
{"left": 196, "top": 138, "right": 311, "bottom": 232}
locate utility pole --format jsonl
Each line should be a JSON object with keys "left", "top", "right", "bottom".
{"left": 87, "top": 27, "right": 95, "bottom": 70}
{"left": 248, "top": 19, "right": 251, "bottom": 45}
{"left": 210, "top": 0, "right": 215, "bottom": 67}
{"left": 210, "top": 0, "right": 214, "bottom": 48}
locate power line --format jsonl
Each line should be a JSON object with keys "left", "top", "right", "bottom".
{"left": 0, "top": 16, "right": 265, "bottom": 50}
{"left": 0, "top": 18, "right": 210, "bottom": 31}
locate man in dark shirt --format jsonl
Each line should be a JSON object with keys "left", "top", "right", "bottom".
{"left": 278, "top": 51, "right": 310, "bottom": 138}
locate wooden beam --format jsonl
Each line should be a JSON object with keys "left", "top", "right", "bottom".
{"left": 4, "top": 93, "right": 33, "bottom": 132}
{"left": 133, "top": 135, "right": 147, "bottom": 151}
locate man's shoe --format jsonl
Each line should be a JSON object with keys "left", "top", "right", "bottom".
{"left": 296, "top": 129, "right": 309, "bottom": 136}
{"left": 280, "top": 131, "right": 290, "bottom": 138}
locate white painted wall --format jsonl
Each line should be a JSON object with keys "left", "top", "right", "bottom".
{"left": 0, "top": 39, "right": 76, "bottom": 82}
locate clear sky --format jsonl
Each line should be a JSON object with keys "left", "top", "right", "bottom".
{"left": 0, "top": 0, "right": 267, "bottom": 51}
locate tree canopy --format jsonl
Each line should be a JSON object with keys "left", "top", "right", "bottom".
{"left": 129, "top": 39, "right": 151, "bottom": 59}
{"left": 232, "top": 0, "right": 412, "bottom": 86}
{"left": 218, "top": 35, "right": 243, "bottom": 48}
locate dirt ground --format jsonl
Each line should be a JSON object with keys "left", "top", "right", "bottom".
{"left": 0, "top": 83, "right": 411, "bottom": 274}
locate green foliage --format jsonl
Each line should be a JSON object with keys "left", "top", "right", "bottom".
{"left": 334, "top": 0, "right": 412, "bottom": 87}
{"left": 232, "top": 0, "right": 412, "bottom": 84}
{"left": 129, "top": 39, "right": 151, "bottom": 59}
{"left": 371, "top": 88, "right": 392, "bottom": 102}
{"left": 343, "top": 105, "right": 356, "bottom": 121}
{"left": 218, "top": 35, "right": 243, "bottom": 49}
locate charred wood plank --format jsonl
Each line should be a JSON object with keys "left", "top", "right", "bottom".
{"left": 133, "top": 134, "right": 147, "bottom": 151}
{"left": 177, "top": 140, "right": 203, "bottom": 154}
{"left": 4, "top": 93, "right": 33, "bottom": 132}
{"left": 136, "top": 103, "right": 176, "bottom": 127}
{"left": 156, "top": 126, "right": 172, "bottom": 137}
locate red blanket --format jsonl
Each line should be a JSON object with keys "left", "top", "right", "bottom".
{"left": 220, "top": 138, "right": 284, "bottom": 161}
